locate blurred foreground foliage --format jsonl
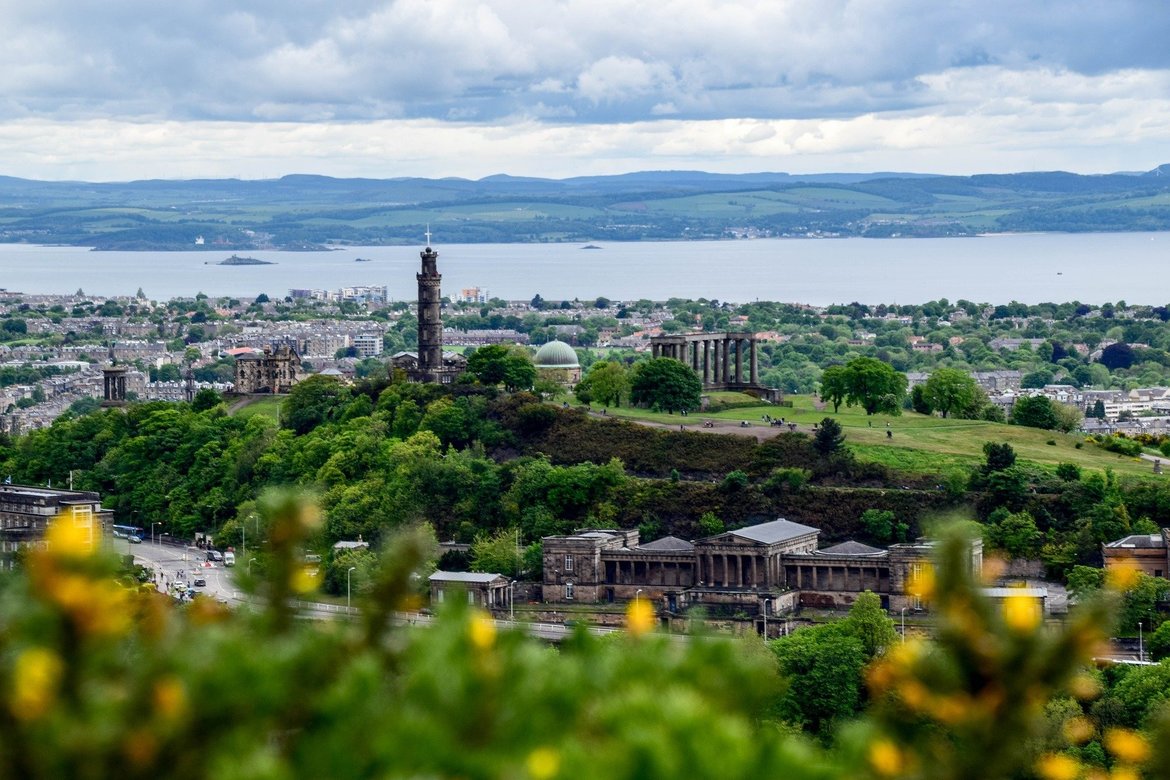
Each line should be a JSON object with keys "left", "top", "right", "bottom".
{"left": 3, "top": 493, "right": 1170, "bottom": 780}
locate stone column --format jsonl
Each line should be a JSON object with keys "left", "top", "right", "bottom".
{"left": 751, "top": 556, "right": 758, "bottom": 587}
{"left": 702, "top": 340, "right": 710, "bottom": 383}
{"left": 735, "top": 339, "right": 744, "bottom": 384}
{"left": 750, "top": 339, "right": 758, "bottom": 385}
{"left": 722, "top": 340, "right": 731, "bottom": 383}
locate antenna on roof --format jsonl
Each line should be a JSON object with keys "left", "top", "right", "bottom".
{"left": 425, "top": 223, "right": 432, "bottom": 247}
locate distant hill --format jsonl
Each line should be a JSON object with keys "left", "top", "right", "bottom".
{"left": 0, "top": 167, "right": 1168, "bottom": 250}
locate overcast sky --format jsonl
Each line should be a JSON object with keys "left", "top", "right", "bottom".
{"left": 2, "top": 0, "right": 1169, "bottom": 181}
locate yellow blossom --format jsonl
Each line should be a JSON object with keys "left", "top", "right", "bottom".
{"left": 291, "top": 566, "right": 319, "bottom": 594}
{"left": 1063, "top": 715, "right": 1095, "bottom": 745}
{"left": 908, "top": 565, "right": 934, "bottom": 602}
{"left": 469, "top": 611, "right": 496, "bottom": 650}
{"left": 1105, "top": 562, "right": 1140, "bottom": 592}
{"left": 1035, "top": 753, "right": 1081, "bottom": 780}
{"left": 45, "top": 514, "right": 97, "bottom": 558}
{"left": 626, "top": 597, "right": 655, "bottom": 636}
{"left": 1110, "top": 768, "right": 1139, "bottom": 780}
{"left": 1104, "top": 728, "right": 1150, "bottom": 764}
{"left": 1069, "top": 673, "right": 1102, "bottom": 702}
{"left": 869, "top": 739, "right": 904, "bottom": 776}
{"left": 526, "top": 746, "right": 560, "bottom": 779}
{"left": 153, "top": 676, "right": 188, "bottom": 721}
{"left": 11, "top": 647, "right": 63, "bottom": 720}
{"left": 1003, "top": 594, "right": 1042, "bottom": 632}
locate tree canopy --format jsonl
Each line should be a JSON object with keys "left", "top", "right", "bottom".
{"left": 629, "top": 357, "right": 701, "bottom": 412}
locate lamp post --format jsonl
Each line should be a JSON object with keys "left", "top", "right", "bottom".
{"left": 241, "top": 521, "right": 246, "bottom": 563}
{"left": 635, "top": 588, "right": 643, "bottom": 608}
{"left": 762, "top": 597, "right": 770, "bottom": 639}
{"left": 347, "top": 566, "right": 357, "bottom": 611}
{"left": 1139, "top": 622, "right": 1144, "bottom": 662}
{"left": 900, "top": 607, "right": 907, "bottom": 643}
{"left": 248, "top": 557, "right": 257, "bottom": 575}
{"left": 152, "top": 522, "right": 160, "bottom": 546}
{"left": 509, "top": 580, "right": 515, "bottom": 621}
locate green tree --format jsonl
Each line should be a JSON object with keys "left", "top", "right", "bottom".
{"left": 583, "top": 361, "right": 629, "bottom": 408}
{"left": 812, "top": 417, "right": 845, "bottom": 458}
{"left": 470, "top": 528, "right": 523, "bottom": 577}
{"left": 1010, "top": 395, "right": 1059, "bottom": 430}
{"left": 191, "top": 388, "right": 222, "bottom": 413}
{"left": 629, "top": 357, "right": 701, "bottom": 412}
{"left": 922, "top": 368, "right": 980, "bottom": 419}
{"left": 983, "top": 442, "right": 1017, "bottom": 472}
{"left": 843, "top": 357, "right": 906, "bottom": 416}
{"left": 987, "top": 510, "right": 1042, "bottom": 559}
{"left": 843, "top": 590, "right": 898, "bottom": 660}
{"left": 771, "top": 623, "right": 866, "bottom": 735}
{"left": 281, "top": 375, "right": 351, "bottom": 435}
{"left": 1149, "top": 620, "right": 1170, "bottom": 661}
{"left": 819, "top": 364, "right": 849, "bottom": 413}
{"left": 466, "top": 344, "right": 511, "bottom": 386}
{"left": 698, "top": 511, "right": 724, "bottom": 536}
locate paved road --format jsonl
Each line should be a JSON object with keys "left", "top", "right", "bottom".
{"left": 128, "top": 539, "right": 242, "bottom": 604}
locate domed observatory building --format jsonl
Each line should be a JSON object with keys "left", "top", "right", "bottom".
{"left": 534, "top": 340, "right": 581, "bottom": 386}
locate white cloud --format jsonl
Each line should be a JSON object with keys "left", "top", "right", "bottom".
{"left": 0, "top": 2, "right": 1168, "bottom": 178}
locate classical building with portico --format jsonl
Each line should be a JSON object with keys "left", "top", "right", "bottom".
{"left": 541, "top": 518, "right": 978, "bottom": 616}
{"left": 649, "top": 331, "right": 780, "bottom": 401}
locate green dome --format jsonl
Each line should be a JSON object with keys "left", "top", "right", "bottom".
{"left": 534, "top": 340, "right": 580, "bottom": 368}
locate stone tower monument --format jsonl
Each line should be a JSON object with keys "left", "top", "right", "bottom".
{"left": 416, "top": 231, "right": 443, "bottom": 382}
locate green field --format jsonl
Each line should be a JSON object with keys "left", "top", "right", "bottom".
{"left": 576, "top": 394, "right": 1159, "bottom": 480}
{"left": 230, "top": 396, "right": 282, "bottom": 422}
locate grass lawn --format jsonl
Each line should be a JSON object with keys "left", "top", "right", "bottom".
{"left": 572, "top": 394, "right": 1159, "bottom": 480}
{"left": 231, "top": 397, "right": 282, "bottom": 422}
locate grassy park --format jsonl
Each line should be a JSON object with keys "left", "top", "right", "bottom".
{"left": 573, "top": 392, "right": 1160, "bottom": 480}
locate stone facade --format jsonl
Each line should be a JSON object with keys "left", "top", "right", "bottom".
{"left": 541, "top": 519, "right": 975, "bottom": 616}
{"left": 233, "top": 345, "right": 302, "bottom": 394}
{"left": 1102, "top": 530, "right": 1170, "bottom": 579}
{"left": 0, "top": 484, "right": 113, "bottom": 569}
{"left": 649, "top": 331, "right": 780, "bottom": 401}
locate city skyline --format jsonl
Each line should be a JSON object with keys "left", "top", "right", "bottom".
{"left": 1, "top": 1, "right": 1168, "bottom": 181}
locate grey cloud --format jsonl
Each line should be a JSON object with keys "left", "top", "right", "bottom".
{"left": 0, "top": 0, "right": 1167, "bottom": 125}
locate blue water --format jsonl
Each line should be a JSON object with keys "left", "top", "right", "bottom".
{"left": 0, "top": 233, "right": 1166, "bottom": 305}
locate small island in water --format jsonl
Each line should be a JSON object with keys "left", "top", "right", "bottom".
{"left": 582, "top": 244, "right": 602, "bottom": 250}
{"left": 209, "top": 255, "right": 276, "bottom": 266}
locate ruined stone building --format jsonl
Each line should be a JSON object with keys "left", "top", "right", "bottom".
{"left": 233, "top": 345, "right": 302, "bottom": 394}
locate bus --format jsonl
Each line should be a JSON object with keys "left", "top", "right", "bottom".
{"left": 112, "top": 524, "right": 144, "bottom": 543}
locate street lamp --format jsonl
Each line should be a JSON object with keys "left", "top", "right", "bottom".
{"left": 1139, "top": 622, "right": 1144, "bottom": 662}
{"left": 248, "top": 557, "right": 257, "bottom": 575}
{"left": 152, "top": 522, "right": 160, "bottom": 546}
{"left": 347, "top": 566, "right": 357, "bottom": 611}
{"left": 900, "top": 607, "right": 907, "bottom": 643}
{"left": 635, "top": 588, "right": 643, "bottom": 608}
{"left": 762, "top": 597, "right": 770, "bottom": 639}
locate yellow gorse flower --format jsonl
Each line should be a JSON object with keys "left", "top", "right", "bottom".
{"left": 1104, "top": 728, "right": 1150, "bottom": 765}
{"left": 626, "top": 597, "right": 655, "bottom": 636}
{"left": 469, "top": 610, "right": 496, "bottom": 650}
{"left": 526, "top": 746, "right": 560, "bottom": 779}
{"left": 1002, "top": 593, "right": 1042, "bottom": 632}
{"left": 11, "top": 647, "right": 63, "bottom": 721}
{"left": 1035, "top": 753, "right": 1081, "bottom": 780}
